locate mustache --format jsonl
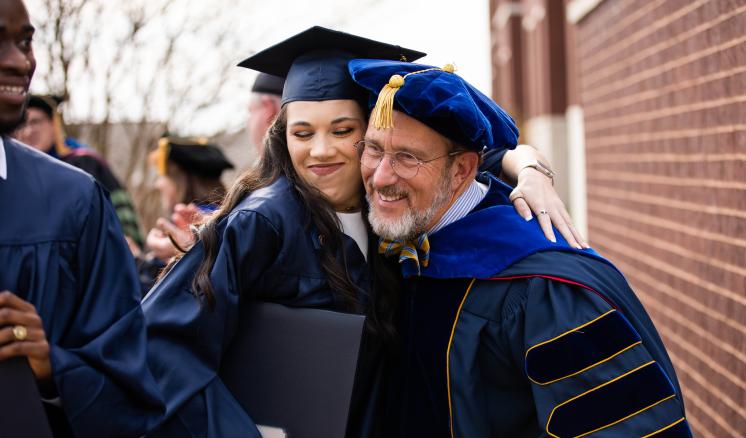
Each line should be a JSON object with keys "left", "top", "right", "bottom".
{"left": 370, "top": 184, "right": 409, "bottom": 198}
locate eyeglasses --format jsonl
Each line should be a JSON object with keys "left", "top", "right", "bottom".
{"left": 354, "top": 140, "right": 463, "bottom": 179}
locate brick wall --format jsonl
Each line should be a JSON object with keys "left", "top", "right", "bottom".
{"left": 575, "top": 1, "right": 746, "bottom": 436}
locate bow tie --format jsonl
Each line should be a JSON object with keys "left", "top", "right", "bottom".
{"left": 378, "top": 234, "right": 430, "bottom": 275}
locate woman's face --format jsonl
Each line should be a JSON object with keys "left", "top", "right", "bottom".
{"left": 285, "top": 99, "right": 366, "bottom": 211}
{"left": 154, "top": 169, "right": 184, "bottom": 214}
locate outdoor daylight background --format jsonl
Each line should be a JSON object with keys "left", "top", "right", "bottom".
{"left": 23, "top": 1, "right": 746, "bottom": 437}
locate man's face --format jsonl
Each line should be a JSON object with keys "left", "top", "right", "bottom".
{"left": 247, "top": 93, "right": 279, "bottom": 155}
{"left": 0, "top": 0, "right": 35, "bottom": 135}
{"left": 362, "top": 111, "right": 460, "bottom": 241}
{"left": 14, "top": 107, "right": 53, "bottom": 151}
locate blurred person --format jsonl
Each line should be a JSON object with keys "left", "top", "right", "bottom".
{"left": 140, "top": 26, "right": 583, "bottom": 438}
{"left": 135, "top": 136, "right": 234, "bottom": 294}
{"left": 247, "top": 72, "right": 283, "bottom": 155}
{"left": 0, "top": 0, "right": 164, "bottom": 436}
{"left": 14, "top": 94, "right": 145, "bottom": 248}
{"left": 350, "top": 58, "right": 692, "bottom": 437}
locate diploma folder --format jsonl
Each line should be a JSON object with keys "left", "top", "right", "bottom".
{"left": 220, "top": 302, "right": 365, "bottom": 438}
{"left": 0, "top": 357, "right": 53, "bottom": 438}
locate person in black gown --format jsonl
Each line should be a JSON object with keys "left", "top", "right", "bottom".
{"left": 0, "top": 1, "right": 164, "bottom": 436}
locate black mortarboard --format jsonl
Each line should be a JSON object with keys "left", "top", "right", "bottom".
{"left": 237, "top": 26, "right": 426, "bottom": 106}
{"left": 26, "top": 94, "right": 64, "bottom": 118}
{"left": 251, "top": 73, "right": 285, "bottom": 96}
{"left": 156, "top": 136, "right": 234, "bottom": 179}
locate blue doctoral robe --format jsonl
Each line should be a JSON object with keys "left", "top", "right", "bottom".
{"left": 142, "top": 176, "right": 372, "bottom": 437}
{"left": 382, "top": 173, "right": 692, "bottom": 437}
{"left": 0, "top": 137, "right": 164, "bottom": 437}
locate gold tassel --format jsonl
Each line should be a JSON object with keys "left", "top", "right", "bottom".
{"left": 371, "top": 74, "right": 404, "bottom": 130}
{"left": 157, "top": 137, "right": 170, "bottom": 176}
{"left": 370, "top": 65, "right": 457, "bottom": 130}
{"left": 52, "top": 112, "right": 70, "bottom": 157}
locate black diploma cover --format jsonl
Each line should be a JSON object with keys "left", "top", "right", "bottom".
{"left": 0, "top": 357, "right": 53, "bottom": 438}
{"left": 220, "top": 302, "right": 365, "bottom": 438}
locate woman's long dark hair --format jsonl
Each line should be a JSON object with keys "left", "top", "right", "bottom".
{"left": 190, "top": 106, "right": 400, "bottom": 340}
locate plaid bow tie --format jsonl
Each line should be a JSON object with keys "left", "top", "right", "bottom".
{"left": 378, "top": 234, "right": 430, "bottom": 275}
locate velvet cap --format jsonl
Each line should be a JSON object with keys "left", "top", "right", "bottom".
{"left": 348, "top": 59, "right": 519, "bottom": 151}
{"left": 238, "top": 26, "right": 426, "bottom": 106}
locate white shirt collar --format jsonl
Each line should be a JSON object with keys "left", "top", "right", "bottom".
{"left": 0, "top": 137, "right": 7, "bottom": 180}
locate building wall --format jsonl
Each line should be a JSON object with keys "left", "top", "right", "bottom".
{"left": 491, "top": 0, "right": 746, "bottom": 436}
{"left": 574, "top": 1, "right": 745, "bottom": 436}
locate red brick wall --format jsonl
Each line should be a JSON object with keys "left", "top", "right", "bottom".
{"left": 575, "top": 1, "right": 746, "bottom": 436}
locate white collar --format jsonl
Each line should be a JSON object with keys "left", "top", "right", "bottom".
{"left": 0, "top": 137, "right": 7, "bottom": 180}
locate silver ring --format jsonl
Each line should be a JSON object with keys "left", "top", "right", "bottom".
{"left": 539, "top": 209, "right": 549, "bottom": 215}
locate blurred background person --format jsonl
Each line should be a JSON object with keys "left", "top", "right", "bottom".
{"left": 246, "top": 73, "right": 283, "bottom": 155}
{"left": 133, "top": 136, "right": 234, "bottom": 294}
{"left": 13, "top": 94, "right": 144, "bottom": 249}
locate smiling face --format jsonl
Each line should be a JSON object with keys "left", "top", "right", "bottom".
{"left": 0, "top": 0, "right": 35, "bottom": 135}
{"left": 362, "top": 110, "right": 478, "bottom": 240}
{"left": 285, "top": 99, "right": 366, "bottom": 211}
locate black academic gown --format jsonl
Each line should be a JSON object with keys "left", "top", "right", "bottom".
{"left": 0, "top": 137, "right": 164, "bottom": 437}
{"left": 383, "top": 173, "right": 692, "bottom": 437}
{"left": 142, "top": 176, "right": 374, "bottom": 437}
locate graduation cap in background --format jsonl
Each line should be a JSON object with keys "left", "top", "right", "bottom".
{"left": 238, "top": 26, "right": 426, "bottom": 106}
{"left": 154, "top": 136, "right": 234, "bottom": 179}
{"left": 251, "top": 73, "right": 285, "bottom": 96}
{"left": 26, "top": 94, "right": 65, "bottom": 119}
{"left": 348, "top": 59, "right": 519, "bottom": 152}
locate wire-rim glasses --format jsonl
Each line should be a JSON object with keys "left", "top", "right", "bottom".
{"left": 354, "top": 140, "right": 463, "bottom": 179}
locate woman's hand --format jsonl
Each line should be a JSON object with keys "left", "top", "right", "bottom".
{"left": 501, "top": 145, "right": 588, "bottom": 249}
{"left": 509, "top": 167, "right": 588, "bottom": 249}
{"left": 0, "top": 291, "right": 52, "bottom": 381}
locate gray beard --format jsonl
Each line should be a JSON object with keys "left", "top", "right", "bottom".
{"left": 367, "top": 169, "right": 453, "bottom": 241}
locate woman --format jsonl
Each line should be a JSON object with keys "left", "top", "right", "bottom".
{"left": 141, "top": 27, "right": 582, "bottom": 437}
{"left": 151, "top": 135, "right": 234, "bottom": 215}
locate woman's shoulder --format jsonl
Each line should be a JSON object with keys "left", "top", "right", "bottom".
{"left": 227, "top": 176, "right": 305, "bottom": 230}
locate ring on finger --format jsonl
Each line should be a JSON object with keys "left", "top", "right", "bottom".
{"left": 539, "top": 209, "right": 549, "bottom": 215}
{"left": 509, "top": 191, "right": 525, "bottom": 202}
{"left": 12, "top": 325, "right": 28, "bottom": 341}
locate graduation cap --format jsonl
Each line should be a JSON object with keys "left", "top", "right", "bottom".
{"left": 251, "top": 73, "right": 285, "bottom": 96}
{"left": 155, "top": 136, "right": 234, "bottom": 179}
{"left": 348, "top": 59, "right": 519, "bottom": 152}
{"left": 26, "top": 94, "right": 64, "bottom": 118}
{"left": 238, "top": 26, "right": 426, "bottom": 106}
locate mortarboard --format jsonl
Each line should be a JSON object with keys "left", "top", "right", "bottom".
{"left": 155, "top": 136, "right": 234, "bottom": 179}
{"left": 251, "top": 73, "right": 285, "bottom": 96}
{"left": 26, "top": 94, "right": 64, "bottom": 118}
{"left": 348, "top": 59, "right": 519, "bottom": 152}
{"left": 238, "top": 26, "right": 426, "bottom": 106}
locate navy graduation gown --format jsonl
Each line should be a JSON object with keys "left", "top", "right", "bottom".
{"left": 142, "top": 176, "right": 371, "bottom": 437}
{"left": 0, "top": 138, "right": 164, "bottom": 437}
{"left": 384, "top": 173, "right": 691, "bottom": 437}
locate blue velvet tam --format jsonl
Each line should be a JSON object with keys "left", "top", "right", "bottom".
{"left": 238, "top": 26, "right": 426, "bottom": 106}
{"left": 348, "top": 59, "right": 519, "bottom": 151}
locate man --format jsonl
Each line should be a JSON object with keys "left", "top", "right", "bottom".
{"left": 349, "top": 59, "right": 692, "bottom": 436}
{"left": 247, "top": 72, "right": 283, "bottom": 154}
{"left": 14, "top": 94, "right": 145, "bottom": 249}
{"left": 0, "top": 0, "right": 163, "bottom": 436}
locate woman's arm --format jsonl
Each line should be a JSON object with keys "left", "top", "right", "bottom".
{"left": 500, "top": 145, "right": 588, "bottom": 249}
